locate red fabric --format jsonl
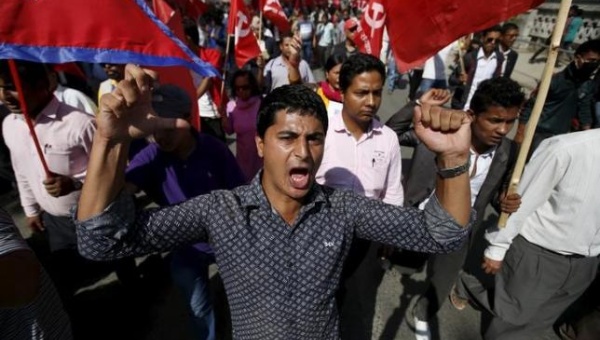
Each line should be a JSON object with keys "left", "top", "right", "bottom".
{"left": 385, "top": 0, "right": 544, "bottom": 72}
{"left": 152, "top": 0, "right": 200, "bottom": 130}
{"left": 52, "top": 63, "right": 86, "bottom": 80}
{"left": 173, "top": 0, "right": 209, "bottom": 20}
{"left": 319, "top": 81, "right": 342, "bottom": 102}
{"left": 353, "top": 0, "right": 386, "bottom": 57}
{"left": 0, "top": 0, "right": 212, "bottom": 75}
{"left": 228, "top": 0, "right": 261, "bottom": 68}
{"left": 198, "top": 47, "right": 228, "bottom": 113}
{"left": 261, "top": 0, "right": 291, "bottom": 33}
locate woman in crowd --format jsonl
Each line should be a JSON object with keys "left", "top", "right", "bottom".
{"left": 224, "top": 70, "right": 263, "bottom": 182}
{"left": 317, "top": 53, "right": 346, "bottom": 117}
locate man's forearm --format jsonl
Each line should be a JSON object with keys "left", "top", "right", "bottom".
{"left": 435, "top": 154, "right": 471, "bottom": 227}
{"left": 77, "top": 136, "right": 130, "bottom": 220}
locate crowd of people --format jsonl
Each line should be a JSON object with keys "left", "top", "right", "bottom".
{"left": 1, "top": 2, "right": 600, "bottom": 340}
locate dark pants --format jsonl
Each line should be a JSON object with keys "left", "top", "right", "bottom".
{"left": 414, "top": 241, "right": 470, "bottom": 321}
{"left": 200, "top": 117, "right": 226, "bottom": 143}
{"left": 459, "top": 236, "right": 599, "bottom": 340}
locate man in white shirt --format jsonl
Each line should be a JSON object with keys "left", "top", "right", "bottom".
{"left": 497, "top": 23, "right": 520, "bottom": 78}
{"left": 455, "top": 129, "right": 600, "bottom": 340}
{"left": 450, "top": 26, "right": 504, "bottom": 110}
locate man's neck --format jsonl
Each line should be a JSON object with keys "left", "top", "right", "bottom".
{"left": 345, "top": 40, "right": 356, "bottom": 51}
{"left": 261, "top": 179, "right": 305, "bottom": 226}
{"left": 471, "top": 137, "right": 494, "bottom": 155}
{"left": 341, "top": 111, "right": 370, "bottom": 140}
{"left": 499, "top": 45, "right": 510, "bottom": 53}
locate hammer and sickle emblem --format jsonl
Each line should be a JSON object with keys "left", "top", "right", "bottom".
{"left": 235, "top": 11, "right": 251, "bottom": 43}
{"left": 264, "top": 0, "right": 280, "bottom": 14}
{"left": 364, "top": 2, "right": 385, "bottom": 38}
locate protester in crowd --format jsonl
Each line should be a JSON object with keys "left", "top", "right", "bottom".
{"left": 315, "top": 12, "right": 336, "bottom": 68}
{"left": 316, "top": 53, "right": 346, "bottom": 117}
{"left": 455, "top": 128, "right": 600, "bottom": 340}
{"left": 316, "top": 53, "right": 404, "bottom": 308}
{"left": 498, "top": 23, "right": 520, "bottom": 78}
{"left": 0, "top": 60, "right": 137, "bottom": 303}
{"left": 97, "top": 63, "right": 125, "bottom": 102}
{"left": 387, "top": 79, "right": 524, "bottom": 340}
{"left": 184, "top": 20, "right": 227, "bottom": 142}
{"left": 295, "top": 9, "right": 316, "bottom": 66}
{"left": 125, "top": 85, "right": 245, "bottom": 340}
{"left": 449, "top": 26, "right": 504, "bottom": 110}
{"left": 332, "top": 18, "right": 358, "bottom": 58}
{"left": 418, "top": 41, "right": 460, "bottom": 94}
{"left": 75, "top": 64, "right": 474, "bottom": 339}
{"left": 261, "top": 32, "right": 315, "bottom": 92}
{"left": 561, "top": 6, "right": 584, "bottom": 64}
{"left": 225, "top": 70, "right": 263, "bottom": 182}
{"left": 0, "top": 209, "right": 72, "bottom": 340}
{"left": 515, "top": 39, "right": 600, "bottom": 154}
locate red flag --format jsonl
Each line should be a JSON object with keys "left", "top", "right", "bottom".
{"left": 228, "top": 0, "right": 261, "bottom": 68}
{"left": 173, "top": 0, "right": 209, "bottom": 20}
{"left": 0, "top": 0, "right": 217, "bottom": 77}
{"left": 152, "top": 0, "right": 201, "bottom": 130}
{"left": 261, "top": 0, "right": 291, "bottom": 33}
{"left": 386, "top": 0, "right": 544, "bottom": 72}
{"left": 353, "top": 0, "right": 386, "bottom": 57}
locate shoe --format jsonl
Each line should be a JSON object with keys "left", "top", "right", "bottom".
{"left": 413, "top": 316, "right": 431, "bottom": 340}
{"left": 449, "top": 284, "right": 468, "bottom": 311}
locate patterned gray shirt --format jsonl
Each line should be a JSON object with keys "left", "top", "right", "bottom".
{"left": 75, "top": 176, "right": 472, "bottom": 339}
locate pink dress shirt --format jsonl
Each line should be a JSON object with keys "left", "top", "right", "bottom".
{"left": 225, "top": 96, "right": 263, "bottom": 182}
{"left": 3, "top": 98, "right": 95, "bottom": 217}
{"left": 316, "top": 113, "right": 404, "bottom": 206}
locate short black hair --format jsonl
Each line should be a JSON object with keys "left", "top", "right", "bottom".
{"left": 575, "top": 39, "right": 600, "bottom": 56}
{"left": 256, "top": 85, "right": 327, "bottom": 138}
{"left": 501, "top": 23, "right": 519, "bottom": 34}
{"left": 324, "top": 53, "right": 347, "bottom": 72}
{"left": 339, "top": 53, "right": 385, "bottom": 93}
{"left": 469, "top": 77, "right": 525, "bottom": 115}
{"left": 230, "top": 69, "right": 261, "bottom": 98}
{"left": 481, "top": 25, "right": 503, "bottom": 37}
{"left": 0, "top": 60, "right": 50, "bottom": 89}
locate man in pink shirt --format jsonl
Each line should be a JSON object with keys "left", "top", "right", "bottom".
{"left": 316, "top": 53, "right": 403, "bottom": 306}
{"left": 0, "top": 60, "right": 136, "bottom": 301}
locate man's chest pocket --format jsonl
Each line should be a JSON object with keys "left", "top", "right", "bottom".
{"left": 45, "top": 145, "right": 84, "bottom": 176}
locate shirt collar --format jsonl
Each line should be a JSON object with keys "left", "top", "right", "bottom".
{"left": 470, "top": 145, "right": 497, "bottom": 159}
{"left": 37, "top": 97, "right": 61, "bottom": 120}
{"left": 477, "top": 48, "right": 497, "bottom": 61}
{"left": 331, "top": 112, "right": 383, "bottom": 137}
{"left": 239, "top": 170, "right": 328, "bottom": 210}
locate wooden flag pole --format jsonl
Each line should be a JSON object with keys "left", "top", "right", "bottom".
{"left": 259, "top": 10, "right": 264, "bottom": 41}
{"left": 497, "top": 0, "right": 572, "bottom": 228}
{"left": 7, "top": 60, "right": 51, "bottom": 178}
{"left": 458, "top": 37, "right": 466, "bottom": 75}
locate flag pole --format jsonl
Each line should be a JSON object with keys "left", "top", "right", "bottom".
{"left": 259, "top": 10, "right": 264, "bottom": 41}
{"left": 220, "top": 33, "right": 233, "bottom": 100}
{"left": 7, "top": 60, "right": 51, "bottom": 178}
{"left": 457, "top": 37, "right": 466, "bottom": 75}
{"left": 497, "top": 0, "right": 572, "bottom": 228}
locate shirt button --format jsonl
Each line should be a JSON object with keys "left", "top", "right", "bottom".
{"left": 287, "top": 261, "right": 294, "bottom": 268}
{"left": 287, "top": 291, "right": 293, "bottom": 298}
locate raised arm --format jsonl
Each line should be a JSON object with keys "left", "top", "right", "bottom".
{"left": 414, "top": 103, "right": 472, "bottom": 227}
{"left": 77, "top": 65, "right": 189, "bottom": 220}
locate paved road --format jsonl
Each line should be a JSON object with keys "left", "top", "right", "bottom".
{"left": 3, "top": 49, "right": 563, "bottom": 340}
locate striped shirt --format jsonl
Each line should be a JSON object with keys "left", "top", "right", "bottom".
{"left": 0, "top": 209, "right": 72, "bottom": 340}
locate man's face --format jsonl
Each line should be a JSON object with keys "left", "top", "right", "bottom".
{"left": 345, "top": 25, "right": 357, "bottom": 44}
{"left": 280, "top": 37, "right": 293, "bottom": 58}
{"left": 500, "top": 29, "right": 519, "bottom": 50}
{"left": 470, "top": 105, "right": 519, "bottom": 148}
{"left": 103, "top": 63, "right": 125, "bottom": 81}
{"left": 256, "top": 111, "right": 325, "bottom": 201}
{"left": 574, "top": 51, "right": 600, "bottom": 70}
{"left": 341, "top": 71, "right": 383, "bottom": 127}
{"left": 0, "top": 74, "right": 44, "bottom": 115}
{"left": 325, "top": 64, "right": 342, "bottom": 90}
{"left": 482, "top": 31, "right": 501, "bottom": 55}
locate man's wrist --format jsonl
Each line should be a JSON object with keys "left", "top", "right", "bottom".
{"left": 436, "top": 153, "right": 470, "bottom": 169}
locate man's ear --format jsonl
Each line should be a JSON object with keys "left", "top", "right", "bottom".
{"left": 467, "top": 109, "right": 476, "bottom": 122}
{"left": 255, "top": 135, "right": 264, "bottom": 158}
